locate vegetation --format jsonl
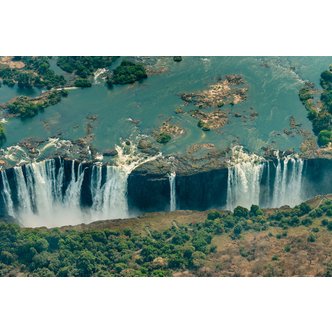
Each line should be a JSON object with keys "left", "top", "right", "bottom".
{"left": 5, "top": 90, "right": 68, "bottom": 118}
{"left": 0, "top": 123, "right": 5, "bottom": 141}
{"left": 0, "top": 57, "right": 66, "bottom": 89}
{"left": 57, "top": 56, "right": 118, "bottom": 78}
{"left": 1, "top": 197, "right": 332, "bottom": 276}
{"left": 197, "top": 119, "right": 210, "bottom": 131}
{"left": 74, "top": 78, "right": 92, "bottom": 88}
{"left": 110, "top": 61, "right": 147, "bottom": 85}
{"left": 173, "top": 56, "right": 183, "bottom": 62}
{"left": 156, "top": 132, "right": 171, "bottom": 144}
{"left": 299, "top": 66, "right": 332, "bottom": 146}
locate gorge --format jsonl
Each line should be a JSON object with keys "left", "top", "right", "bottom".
{"left": 1, "top": 148, "right": 331, "bottom": 227}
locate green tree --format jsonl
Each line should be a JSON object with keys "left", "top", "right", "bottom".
{"left": 233, "top": 206, "right": 249, "bottom": 218}
{"left": 318, "top": 130, "right": 332, "bottom": 146}
{"left": 76, "top": 250, "right": 96, "bottom": 277}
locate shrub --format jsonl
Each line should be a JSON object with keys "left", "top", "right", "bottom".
{"left": 302, "top": 217, "right": 313, "bottom": 226}
{"left": 298, "top": 202, "right": 312, "bottom": 215}
{"left": 207, "top": 210, "right": 221, "bottom": 220}
{"left": 233, "top": 206, "right": 249, "bottom": 218}
{"left": 327, "top": 222, "right": 332, "bottom": 231}
{"left": 250, "top": 204, "right": 263, "bottom": 217}
{"left": 307, "top": 234, "right": 316, "bottom": 243}
{"left": 318, "top": 130, "right": 332, "bottom": 146}
{"left": 321, "top": 219, "right": 329, "bottom": 226}
{"left": 284, "top": 245, "right": 291, "bottom": 253}
{"left": 173, "top": 56, "right": 182, "bottom": 62}
{"left": 156, "top": 132, "right": 171, "bottom": 144}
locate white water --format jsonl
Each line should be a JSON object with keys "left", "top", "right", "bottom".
{"left": 226, "top": 146, "right": 305, "bottom": 210}
{"left": 0, "top": 141, "right": 161, "bottom": 227}
{"left": 0, "top": 171, "right": 14, "bottom": 217}
{"left": 169, "top": 172, "right": 176, "bottom": 211}
{"left": 271, "top": 156, "right": 304, "bottom": 208}
{"left": 226, "top": 147, "right": 264, "bottom": 210}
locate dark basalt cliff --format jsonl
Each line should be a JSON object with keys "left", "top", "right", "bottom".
{"left": 127, "top": 158, "right": 332, "bottom": 213}
{"left": 127, "top": 168, "right": 228, "bottom": 212}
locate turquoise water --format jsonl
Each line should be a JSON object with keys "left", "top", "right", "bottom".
{"left": 1, "top": 56, "right": 332, "bottom": 156}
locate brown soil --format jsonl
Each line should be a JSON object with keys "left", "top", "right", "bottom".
{"left": 0, "top": 56, "right": 25, "bottom": 69}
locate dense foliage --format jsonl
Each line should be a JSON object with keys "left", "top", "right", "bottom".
{"left": 74, "top": 78, "right": 92, "bottom": 88}
{"left": 57, "top": 56, "right": 118, "bottom": 78}
{"left": 299, "top": 66, "right": 332, "bottom": 146}
{"left": 6, "top": 90, "right": 68, "bottom": 118}
{"left": 1, "top": 199, "right": 332, "bottom": 277}
{"left": 0, "top": 57, "right": 66, "bottom": 89}
{"left": 110, "top": 61, "right": 147, "bottom": 85}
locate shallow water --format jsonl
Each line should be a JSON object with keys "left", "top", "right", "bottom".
{"left": 1, "top": 56, "right": 332, "bottom": 156}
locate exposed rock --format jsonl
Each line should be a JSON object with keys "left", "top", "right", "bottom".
{"left": 138, "top": 139, "right": 152, "bottom": 150}
{"left": 191, "top": 110, "right": 228, "bottom": 130}
{"left": 180, "top": 74, "right": 248, "bottom": 108}
{"left": 153, "top": 120, "right": 185, "bottom": 143}
{"left": 103, "top": 149, "right": 118, "bottom": 157}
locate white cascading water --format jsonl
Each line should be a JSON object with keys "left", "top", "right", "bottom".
{"left": 0, "top": 171, "right": 15, "bottom": 217}
{"left": 271, "top": 155, "right": 304, "bottom": 208}
{"left": 226, "top": 146, "right": 264, "bottom": 210}
{"left": 0, "top": 141, "right": 161, "bottom": 227}
{"left": 169, "top": 172, "right": 176, "bottom": 211}
{"left": 226, "top": 147, "right": 305, "bottom": 210}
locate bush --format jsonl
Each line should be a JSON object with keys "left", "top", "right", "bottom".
{"left": 173, "top": 56, "right": 182, "bottom": 62}
{"left": 284, "top": 245, "right": 291, "bottom": 253}
{"left": 321, "top": 219, "right": 329, "bottom": 226}
{"left": 307, "top": 234, "right": 316, "bottom": 243}
{"left": 233, "top": 206, "right": 249, "bottom": 218}
{"left": 318, "top": 130, "right": 332, "bottom": 146}
{"left": 250, "top": 204, "right": 263, "bottom": 217}
{"left": 207, "top": 210, "right": 221, "bottom": 220}
{"left": 298, "top": 202, "right": 312, "bottom": 215}
{"left": 156, "top": 132, "right": 171, "bottom": 144}
{"left": 327, "top": 222, "right": 332, "bottom": 231}
{"left": 302, "top": 217, "right": 313, "bottom": 226}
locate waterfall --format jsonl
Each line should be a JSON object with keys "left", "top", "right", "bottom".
{"left": 1, "top": 171, "right": 14, "bottom": 217}
{"left": 169, "top": 172, "right": 176, "bottom": 211}
{"left": 0, "top": 141, "right": 161, "bottom": 227}
{"left": 226, "top": 146, "right": 264, "bottom": 210}
{"left": 226, "top": 162, "right": 264, "bottom": 210}
{"left": 64, "top": 161, "right": 86, "bottom": 209}
{"left": 90, "top": 166, "right": 130, "bottom": 220}
{"left": 226, "top": 146, "right": 305, "bottom": 210}
{"left": 271, "top": 157, "right": 304, "bottom": 207}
